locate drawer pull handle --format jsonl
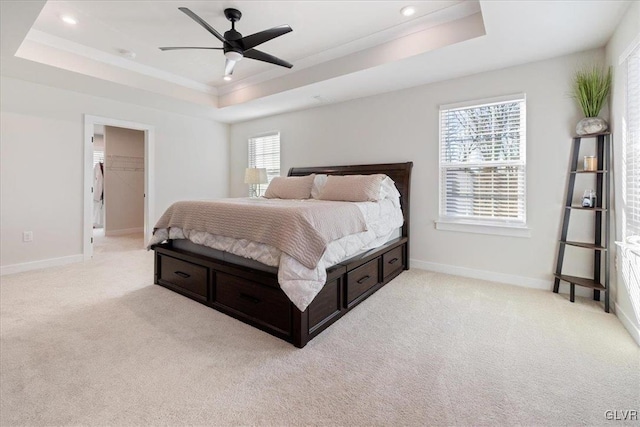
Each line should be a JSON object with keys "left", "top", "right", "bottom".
{"left": 388, "top": 258, "right": 399, "bottom": 265}
{"left": 174, "top": 271, "right": 191, "bottom": 279}
{"left": 357, "top": 275, "right": 370, "bottom": 284}
{"left": 240, "top": 292, "right": 261, "bottom": 304}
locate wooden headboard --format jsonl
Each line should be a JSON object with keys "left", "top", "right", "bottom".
{"left": 288, "top": 162, "right": 413, "bottom": 241}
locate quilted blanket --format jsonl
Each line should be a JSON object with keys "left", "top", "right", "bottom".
{"left": 151, "top": 198, "right": 367, "bottom": 269}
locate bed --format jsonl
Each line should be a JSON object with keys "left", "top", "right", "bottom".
{"left": 150, "top": 162, "right": 412, "bottom": 347}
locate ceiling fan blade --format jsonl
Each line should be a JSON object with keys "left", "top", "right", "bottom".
{"left": 225, "top": 58, "right": 236, "bottom": 76}
{"left": 159, "top": 47, "right": 223, "bottom": 51}
{"left": 244, "top": 49, "right": 293, "bottom": 69}
{"left": 240, "top": 25, "right": 292, "bottom": 50}
{"left": 178, "top": 7, "right": 226, "bottom": 44}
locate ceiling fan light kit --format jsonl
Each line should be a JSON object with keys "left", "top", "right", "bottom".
{"left": 224, "top": 50, "right": 243, "bottom": 62}
{"left": 160, "top": 7, "right": 293, "bottom": 78}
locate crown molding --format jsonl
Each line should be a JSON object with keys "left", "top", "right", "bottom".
{"left": 25, "top": 29, "right": 217, "bottom": 95}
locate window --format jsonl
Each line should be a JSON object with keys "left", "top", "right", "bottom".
{"left": 248, "top": 132, "right": 280, "bottom": 195}
{"left": 618, "top": 42, "right": 640, "bottom": 321}
{"left": 438, "top": 94, "right": 527, "bottom": 235}
{"left": 624, "top": 45, "right": 640, "bottom": 243}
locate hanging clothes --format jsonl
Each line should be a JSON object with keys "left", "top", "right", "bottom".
{"left": 93, "top": 162, "right": 104, "bottom": 227}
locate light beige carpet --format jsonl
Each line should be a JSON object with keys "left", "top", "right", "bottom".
{"left": 1, "top": 234, "right": 638, "bottom": 426}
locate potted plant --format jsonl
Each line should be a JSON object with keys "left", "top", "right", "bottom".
{"left": 572, "top": 65, "right": 612, "bottom": 135}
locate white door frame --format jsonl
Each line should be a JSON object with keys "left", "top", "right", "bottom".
{"left": 83, "top": 114, "right": 155, "bottom": 260}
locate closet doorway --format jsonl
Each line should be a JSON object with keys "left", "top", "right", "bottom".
{"left": 83, "top": 115, "right": 155, "bottom": 260}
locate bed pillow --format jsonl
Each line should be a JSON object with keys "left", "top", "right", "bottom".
{"left": 311, "top": 174, "right": 328, "bottom": 199}
{"left": 380, "top": 176, "right": 401, "bottom": 207}
{"left": 264, "top": 174, "right": 315, "bottom": 199}
{"left": 318, "top": 174, "right": 386, "bottom": 202}
{"left": 312, "top": 174, "right": 400, "bottom": 203}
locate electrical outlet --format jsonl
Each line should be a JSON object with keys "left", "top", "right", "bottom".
{"left": 23, "top": 231, "right": 33, "bottom": 242}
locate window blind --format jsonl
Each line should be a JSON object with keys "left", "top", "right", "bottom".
{"left": 625, "top": 45, "right": 640, "bottom": 241}
{"left": 248, "top": 132, "right": 280, "bottom": 195}
{"left": 439, "top": 95, "right": 526, "bottom": 224}
{"left": 93, "top": 150, "right": 104, "bottom": 167}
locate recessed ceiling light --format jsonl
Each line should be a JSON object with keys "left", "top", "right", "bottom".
{"left": 400, "top": 6, "right": 416, "bottom": 17}
{"left": 117, "top": 49, "right": 137, "bottom": 59}
{"left": 61, "top": 15, "right": 77, "bottom": 25}
{"left": 223, "top": 75, "right": 232, "bottom": 81}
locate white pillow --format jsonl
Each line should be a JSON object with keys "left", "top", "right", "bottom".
{"left": 311, "top": 174, "right": 328, "bottom": 199}
{"left": 380, "top": 176, "right": 401, "bottom": 207}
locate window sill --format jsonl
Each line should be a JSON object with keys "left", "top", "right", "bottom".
{"left": 435, "top": 220, "right": 531, "bottom": 238}
{"left": 615, "top": 241, "right": 640, "bottom": 257}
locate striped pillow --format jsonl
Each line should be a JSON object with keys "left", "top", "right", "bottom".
{"left": 318, "top": 174, "right": 386, "bottom": 202}
{"left": 264, "top": 174, "right": 315, "bottom": 199}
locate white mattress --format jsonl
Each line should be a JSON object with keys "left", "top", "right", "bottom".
{"left": 149, "top": 198, "right": 403, "bottom": 311}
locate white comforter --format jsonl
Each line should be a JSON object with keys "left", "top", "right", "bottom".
{"left": 148, "top": 199, "right": 403, "bottom": 311}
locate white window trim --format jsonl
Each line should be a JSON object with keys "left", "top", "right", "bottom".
{"left": 437, "top": 93, "right": 528, "bottom": 236}
{"left": 250, "top": 130, "right": 281, "bottom": 140}
{"left": 615, "top": 241, "right": 640, "bottom": 257}
{"left": 435, "top": 219, "right": 531, "bottom": 238}
{"left": 439, "top": 93, "right": 526, "bottom": 111}
{"left": 618, "top": 33, "right": 640, "bottom": 65}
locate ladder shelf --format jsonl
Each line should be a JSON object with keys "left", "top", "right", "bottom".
{"left": 553, "top": 132, "right": 611, "bottom": 312}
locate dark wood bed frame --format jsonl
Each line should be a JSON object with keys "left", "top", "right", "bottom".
{"left": 152, "top": 162, "right": 413, "bottom": 347}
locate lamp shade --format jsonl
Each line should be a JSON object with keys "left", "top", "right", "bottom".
{"left": 244, "top": 167, "right": 268, "bottom": 185}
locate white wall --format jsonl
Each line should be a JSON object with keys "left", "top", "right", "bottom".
{"left": 606, "top": 0, "right": 640, "bottom": 343}
{"left": 104, "top": 126, "right": 144, "bottom": 235}
{"left": 230, "top": 49, "right": 606, "bottom": 294}
{"left": 0, "top": 76, "right": 229, "bottom": 270}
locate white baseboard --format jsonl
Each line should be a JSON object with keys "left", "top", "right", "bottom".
{"left": 0, "top": 254, "right": 83, "bottom": 276}
{"left": 105, "top": 227, "right": 143, "bottom": 237}
{"left": 410, "top": 259, "right": 596, "bottom": 298}
{"left": 615, "top": 303, "right": 640, "bottom": 346}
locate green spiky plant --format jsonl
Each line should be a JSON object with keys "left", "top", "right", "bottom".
{"left": 572, "top": 65, "right": 612, "bottom": 117}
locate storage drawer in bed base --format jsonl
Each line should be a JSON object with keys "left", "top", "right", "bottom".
{"left": 157, "top": 255, "right": 209, "bottom": 302}
{"left": 153, "top": 237, "right": 408, "bottom": 348}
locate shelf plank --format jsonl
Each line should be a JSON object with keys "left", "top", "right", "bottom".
{"left": 554, "top": 274, "right": 606, "bottom": 291}
{"left": 560, "top": 241, "right": 607, "bottom": 250}
{"left": 570, "top": 170, "right": 607, "bottom": 174}
{"left": 572, "top": 132, "right": 611, "bottom": 138}
{"left": 566, "top": 206, "right": 607, "bottom": 211}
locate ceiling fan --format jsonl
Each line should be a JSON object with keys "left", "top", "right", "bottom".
{"left": 160, "top": 7, "right": 293, "bottom": 77}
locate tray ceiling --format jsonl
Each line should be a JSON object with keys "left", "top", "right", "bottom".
{"left": 0, "top": 1, "right": 632, "bottom": 122}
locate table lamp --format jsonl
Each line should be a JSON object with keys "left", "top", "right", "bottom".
{"left": 244, "top": 167, "right": 268, "bottom": 197}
